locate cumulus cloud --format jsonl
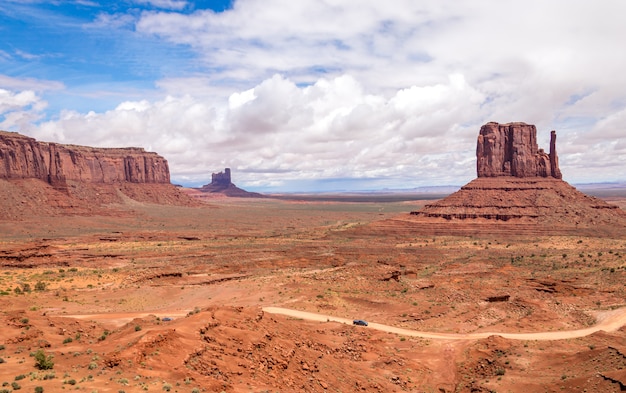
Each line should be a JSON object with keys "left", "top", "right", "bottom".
{"left": 0, "top": 88, "right": 48, "bottom": 131}
{"left": 32, "top": 73, "right": 488, "bottom": 188}
{"left": 130, "top": 0, "right": 626, "bottom": 187}
{"left": 0, "top": 76, "right": 63, "bottom": 131}
{"left": 7, "top": 0, "right": 625, "bottom": 190}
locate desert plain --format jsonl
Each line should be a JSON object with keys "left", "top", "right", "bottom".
{"left": 1, "top": 186, "right": 626, "bottom": 393}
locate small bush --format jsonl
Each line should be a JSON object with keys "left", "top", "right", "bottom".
{"left": 34, "top": 281, "right": 47, "bottom": 291}
{"left": 134, "top": 325, "right": 142, "bottom": 332}
{"left": 11, "top": 381, "right": 20, "bottom": 390}
{"left": 14, "top": 374, "right": 26, "bottom": 381}
{"left": 495, "top": 368, "right": 505, "bottom": 376}
{"left": 34, "top": 350, "right": 54, "bottom": 370}
{"left": 35, "top": 387, "right": 44, "bottom": 393}
{"left": 63, "top": 337, "right": 73, "bottom": 344}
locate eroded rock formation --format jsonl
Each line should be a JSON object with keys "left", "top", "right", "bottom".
{"left": 476, "top": 122, "right": 561, "bottom": 179}
{"left": 0, "top": 131, "right": 170, "bottom": 189}
{"left": 409, "top": 122, "right": 626, "bottom": 234}
{"left": 197, "top": 168, "right": 264, "bottom": 198}
{"left": 0, "top": 131, "right": 197, "bottom": 219}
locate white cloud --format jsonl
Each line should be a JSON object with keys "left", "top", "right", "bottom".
{"left": 90, "top": 12, "right": 136, "bottom": 29}
{"left": 0, "top": 76, "right": 62, "bottom": 131}
{"left": 31, "top": 73, "right": 488, "bottom": 188}
{"left": 134, "top": 0, "right": 188, "bottom": 11}
{"left": 0, "top": 75, "right": 64, "bottom": 92}
{"left": 5, "top": 0, "right": 626, "bottom": 189}
{"left": 0, "top": 88, "right": 48, "bottom": 131}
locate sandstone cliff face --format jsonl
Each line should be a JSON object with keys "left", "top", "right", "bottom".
{"left": 0, "top": 131, "right": 170, "bottom": 187}
{"left": 476, "top": 122, "right": 562, "bottom": 179}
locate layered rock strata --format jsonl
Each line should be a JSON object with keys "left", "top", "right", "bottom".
{"left": 0, "top": 131, "right": 170, "bottom": 189}
{"left": 0, "top": 131, "right": 196, "bottom": 219}
{"left": 409, "top": 122, "right": 626, "bottom": 233}
{"left": 413, "top": 177, "right": 623, "bottom": 224}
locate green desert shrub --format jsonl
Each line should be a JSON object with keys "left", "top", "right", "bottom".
{"left": 34, "top": 350, "right": 54, "bottom": 370}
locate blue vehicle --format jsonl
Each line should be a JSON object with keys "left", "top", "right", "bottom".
{"left": 353, "top": 319, "right": 368, "bottom": 326}
{"left": 161, "top": 317, "right": 172, "bottom": 322}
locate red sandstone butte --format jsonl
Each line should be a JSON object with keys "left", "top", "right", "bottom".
{"left": 476, "top": 122, "right": 561, "bottom": 179}
{"left": 409, "top": 122, "right": 626, "bottom": 234}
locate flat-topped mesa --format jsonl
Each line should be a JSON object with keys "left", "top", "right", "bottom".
{"left": 0, "top": 131, "right": 170, "bottom": 188}
{"left": 476, "top": 122, "right": 562, "bottom": 179}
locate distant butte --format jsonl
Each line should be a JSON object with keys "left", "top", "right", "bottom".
{"left": 409, "top": 122, "right": 626, "bottom": 235}
{"left": 197, "top": 168, "right": 265, "bottom": 198}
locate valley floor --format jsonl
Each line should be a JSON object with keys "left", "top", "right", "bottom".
{"left": 1, "top": 197, "right": 626, "bottom": 392}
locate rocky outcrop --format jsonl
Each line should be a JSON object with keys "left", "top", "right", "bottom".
{"left": 0, "top": 131, "right": 170, "bottom": 189}
{"left": 409, "top": 122, "right": 626, "bottom": 234}
{"left": 476, "top": 122, "right": 561, "bottom": 179}
{"left": 210, "top": 167, "right": 232, "bottom": 187}
{"left": 412, "top": 177, "right": 623, "bottom": 222}
{"left": 0, "top": 131, "right": 198, "bottom": 219}
{"left": 197, "top": 168, "right": 265, "bottom": 198}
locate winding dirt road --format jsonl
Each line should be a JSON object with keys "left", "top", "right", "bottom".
{"left": 263, "top": 306, "right": 626, "bottom": 341}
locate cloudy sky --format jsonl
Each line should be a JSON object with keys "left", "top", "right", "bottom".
{"left": 1, "top": 0, "right": 625, "bottom": 191}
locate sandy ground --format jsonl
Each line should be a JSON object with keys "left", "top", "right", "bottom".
{"left": 1, "top": 196, "right": 626, "bottom": 392}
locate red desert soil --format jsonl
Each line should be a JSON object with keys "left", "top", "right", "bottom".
{"left": 1, "top": 192, "right": 626, "bottom": 392}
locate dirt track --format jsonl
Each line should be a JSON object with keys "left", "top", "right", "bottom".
{"left": 263, "top": 306, "right": 626, "bottom": 341}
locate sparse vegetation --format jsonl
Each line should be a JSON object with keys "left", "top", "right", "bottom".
{"left": 34, "top": 350, "right": 54, "bottom": 370}
{"left": 0, "top": 194, "right": 624, "bottom": 392}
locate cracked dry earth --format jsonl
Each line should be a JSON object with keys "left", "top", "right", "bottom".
{"left": 1, "top": 195, "right": 626, "bottom": 392}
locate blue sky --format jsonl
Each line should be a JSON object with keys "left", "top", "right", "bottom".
{"left": 1, "top": 1, "right": 229, "bottom": 113}
{"left": 1, "top": 0, "right": 625, "bottom": 192}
